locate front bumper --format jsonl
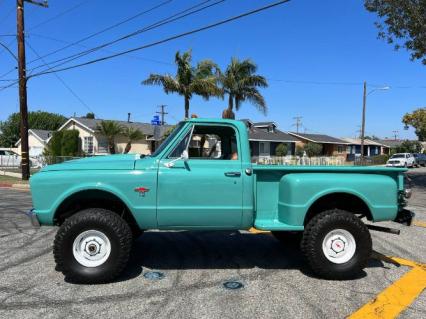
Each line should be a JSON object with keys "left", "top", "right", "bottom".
{"left": 26, "top": 208, "right": 40, "bottom": 228}
{"left": 394, "top": 209, "right": 415, "bottom": 226}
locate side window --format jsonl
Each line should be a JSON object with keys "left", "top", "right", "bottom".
{"left": 0, "top": 151, "right": 5, "bottom": 155}
{"left": 188, "top": 125, "right": 238, "bottom": 160}
{"left": 168, "top": 128, "right": 192, "bottom": 158}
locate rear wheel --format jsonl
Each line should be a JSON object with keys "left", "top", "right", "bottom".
{"left": 54, "top": 208, "right": 132, "bottom": 284}
{"left": 301, "top": 209, "right": 371, "bottom": 279}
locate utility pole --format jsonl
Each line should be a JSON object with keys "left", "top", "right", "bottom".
{"left": 292, "top": 116, "right": 302, "bottom": 133}
{"left": 360, "top": 81, "right": 367, "bottom": 160}
{"left": 16, "top": 0, "right": 48, "bottom": 180}
{"left": 392, "top": 130, "right": 399, "bottom": 141}
{"left": 156, "top": 105, "right": 168, "bottom": 125}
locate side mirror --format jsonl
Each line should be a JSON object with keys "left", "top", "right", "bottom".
{"left": 164, "top": 150, "right": 189, "bottom": 168}
{"left": 181, "top": 150, "right": 188, "bottom": 162}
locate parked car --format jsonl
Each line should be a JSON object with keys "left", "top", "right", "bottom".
{"left": 386, "top": 153, "right": 415, "bottom": 168}
{"left": 0, "top": 148, "right": 40, "bottom": 168}
{"left": 413, "top": 153, "right": 426, "bottom": 167}
{"left": 29, "top": 119, "right": 413, "bottom": 284}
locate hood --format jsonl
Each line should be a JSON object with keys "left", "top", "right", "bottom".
{"left": 41, "top": 154, "right": 140, "bottom": 171}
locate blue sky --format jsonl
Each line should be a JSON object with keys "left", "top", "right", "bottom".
{"left": 0, "top": 0, "right": 425, "bottom": 139}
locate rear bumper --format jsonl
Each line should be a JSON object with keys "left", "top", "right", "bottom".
{"left": 26, "top": 208, "right": 40, "bottom": 228}
{"left": 394, "top": 209, "right": 414, "bottom": 226}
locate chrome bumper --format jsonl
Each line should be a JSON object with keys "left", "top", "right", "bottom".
{"left": 26, "top": 208, "right": 40, "bottom": 227}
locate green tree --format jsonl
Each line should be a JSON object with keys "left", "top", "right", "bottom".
{"left": 96, "top": 120, "right": 123, "bottom": 154}
{"left": 220, "top": 57, "right": 268, "bottom": 119}
{"left": 304, "top": 143, "right": 323, "bottom": 157}
{"left": 61, "top": 130, "right": 80, "bottom": 156}
{"left": 275, "top": 143, "right": 288, "bottom": 156}
{"left": 84, "top": 112, "right": 95, "bottom": 119}
{"left": 295, "top": 145, "right": 304, "bottom": 157}
{"left": 395, "top": 140, "right": 422, "bottom": 153}
{"left": 122, "top": 127, "right": 144, "bottom": 154}
{"left": 365, "top": 0, "right": 426, "bottom": 65}
{"left": 402, "top": 108, "right": 426, "bottom": 141}
{"left": 0, "top": 111, "right": 66, "bottom": 147}
{"left": 44, "top": 131, "right": 64, "bottom": 156}
{"left": 142, "top": 50, "right": 221, "bottom": 119}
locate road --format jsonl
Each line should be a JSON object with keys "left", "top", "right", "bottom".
{"left": 0, "top": 168, "right": 425, "bottom": 318}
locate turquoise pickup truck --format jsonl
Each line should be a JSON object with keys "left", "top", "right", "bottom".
{"left": 29, "top": 118, "right": 413, "bottom": 283}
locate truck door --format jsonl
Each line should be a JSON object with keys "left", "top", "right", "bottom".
{"left": 157, "top": 124, "right": 243, "bottom": 228}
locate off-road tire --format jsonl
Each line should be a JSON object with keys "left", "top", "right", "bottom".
{"left": 301, "top": 209, "right": 372, "bottom": 280}
{"left": 271, "top": 231, "right": 303, "bottom": 248}
{"left": 53, "top": 208, "right": 132, "bottom": 284}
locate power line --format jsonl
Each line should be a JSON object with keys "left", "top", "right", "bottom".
{"left": 27, "top": 0, "right": 224, "bottom": 74}
{"left": 25, "top": 40, "right": 95, "bottom": 114}
{"left": 30, "top": 0, "right": 291, "bottom": 78}
{"left": 292, "top": 116, "right": 302, "bottom": 133}
{"left": 26, "top": 0, "right": 174, "bottom": 66}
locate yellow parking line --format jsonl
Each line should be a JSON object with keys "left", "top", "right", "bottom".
{"left": 413, "top": 220, "right": 426, "bottom": 228}
{"left": 349, "top": 255, "right": 426, "bottom": 319}
{"left": 248, "top": 227, "right": 270, "bottom": 234}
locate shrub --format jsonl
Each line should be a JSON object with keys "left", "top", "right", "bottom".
{"left": 304, "top": 142, "right": 322, "bottom": 157}
{"left": 295, "top": 145, "right": 304, "bottom": 157}
{"left": 275, "top": 143, "right": 288, "bottom": 156}
{"left": 61, "top": 130, "right": 80, "bottom": 156}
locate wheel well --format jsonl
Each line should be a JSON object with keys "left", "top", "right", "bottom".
{"left": 304, "top": 192, "right": 372, "bottom": 225}
{"left": 54, "top": 190, "right": 138, "bottom": 229}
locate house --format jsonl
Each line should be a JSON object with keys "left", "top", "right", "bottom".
{"left": 58, "top": 117, "right": 173, "bottom": 155}
{"left": 341, "top": 138, "right": 384, "bottom": 159}
{"left": 379, "top": 139, "right": 426, "bottom": 155}
{"left": 15, "top": 129, "right": 52, "bottom": 156}
{"left": 287, "top": 132, "right": 349, "bottom": 157}
{"left": 241, "top": 120, "right": 298, "bottom": 157}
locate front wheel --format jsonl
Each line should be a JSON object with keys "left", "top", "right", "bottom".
{"left": 53, "top": 208, "right": 133, "bottom": 284}
{"left": 301, "top": 209, "right": 372, "bottom": 280}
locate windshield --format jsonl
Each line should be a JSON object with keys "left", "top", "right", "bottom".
{"left": 151, "top": 122, "right": 185, "bottom": 157}
{"left": 391, "top": 154, "right": 405, "bottom": 159}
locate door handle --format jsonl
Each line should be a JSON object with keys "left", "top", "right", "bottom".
{"left": 224, "top": 171, "right": 241, "bottom": 177}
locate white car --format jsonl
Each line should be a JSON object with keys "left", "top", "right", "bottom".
{"left": 0, "top": 149, "right": 40, "bottom": 168}
{"left": 386, "top": 153, "right": 415, "bottom": 168}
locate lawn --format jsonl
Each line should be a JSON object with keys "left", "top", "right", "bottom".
{"left": 0, "top": 174, "right": 28, "bottom": 184}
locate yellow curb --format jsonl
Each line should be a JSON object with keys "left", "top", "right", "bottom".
{"left": 248, "top": 227, "right": 270, "bottom": 234}
{"left": 413, "top": 220, "right": 426, "bottom": 228}
{"left": 348, "top": 255, "right": 426, "bottom": 319}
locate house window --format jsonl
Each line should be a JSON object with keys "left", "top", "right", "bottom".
{"left": 337, "top": 145, "right": 345, "bottom": 153}
{"left": 97, "top": 137, "right": 108, "bottom": 153}
{"left": 83, "top": 136, "right": 94, "bottom": 154}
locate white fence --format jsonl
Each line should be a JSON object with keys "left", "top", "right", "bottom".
{"left": 252, "top": 156, "right": 347, "bottom": 166}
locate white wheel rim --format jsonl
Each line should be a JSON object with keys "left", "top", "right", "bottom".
{"left": 72, "top": 230, "right": 111, "bottom": 267}
{"left": 322, "top": 229, "right": 356, "bottom": 264}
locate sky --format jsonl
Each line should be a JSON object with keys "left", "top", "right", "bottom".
{"left": 0, "top": 0, "right": 425, "bottom": 140}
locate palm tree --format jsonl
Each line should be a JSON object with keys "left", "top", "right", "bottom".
{"left": 97, "top": 120, "right": 123, "bottom": 154}
{"left": 220, "top": 57, "right": 268, "bottom": 119}
{"left": 142, "top": 50, "right": 222, "bottom": 118}
{"left": 122, "top": 127, "right": 145, "bottom": 154}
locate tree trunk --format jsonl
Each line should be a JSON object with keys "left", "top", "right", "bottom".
{"left": 109, "top": 139, "right": 115, "bottom": 154}
{"left": 222, "top": 95, "right": 235, "bottom": 119}
{"left": 184, "top": 96, "right": 190, "bottom": 119}
{"left": 124, "top": 142, "right": 131, "bottom": 154}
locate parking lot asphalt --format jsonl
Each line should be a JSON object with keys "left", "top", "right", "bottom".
{"left": 0, "top": 168, "right": 425, "bottom": 319}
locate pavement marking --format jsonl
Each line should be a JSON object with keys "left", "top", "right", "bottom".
{"left": 413, "top": 220, "right": 426, "bottom": 228}
{"left": 248, "top": 227, "right": 270, "bottom": 234}
{"left": 349, "top": 254, "right": 426, "bottom": 319}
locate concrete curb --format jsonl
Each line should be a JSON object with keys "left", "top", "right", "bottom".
{"left": 0, "top": 183, "right": 29, "bottom": 190}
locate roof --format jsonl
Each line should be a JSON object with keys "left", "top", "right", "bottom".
{"left": 30, "top": 129, "right": 52, "bottom": 141}
{"left": 341, "top": 137, "right": 384, "bottom": 146}
{"left": 288, "top": 132, "right": 349, "bottom": 144}
{"left": 60, "top": 117, "right": 173, "bottom": 137}
{"left": 253, "top": 121, "right": 276, "bottom": 127}
{"left": 378, "top": 139, "right": 403, "bottom": 148}
{"left": 15, "top": 129, "right": 53, "bottom": 146}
